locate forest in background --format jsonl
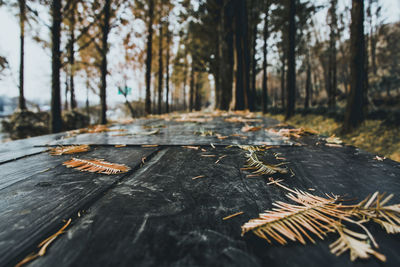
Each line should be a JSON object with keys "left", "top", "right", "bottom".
{"left": 0, "top": 0, "right": 399, "bottom": 138}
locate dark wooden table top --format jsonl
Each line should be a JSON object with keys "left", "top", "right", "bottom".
{"left": 0, "top": 112, "right": 399, "bottom": 267}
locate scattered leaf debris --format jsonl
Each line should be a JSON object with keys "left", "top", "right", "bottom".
{"left": 114, "top": 144, "right": 127, "bottom": 148}
{"left": 49, "top": 145, "right": 90, "bottom": 155}
{"left": 141, "top": 144, "right": 159, "bottom": 148}
{"left": 241, "top": 125, "right": 262, "bottom": 132}
{"left": 223, "top": 211, "right": 244, "bottom": 220}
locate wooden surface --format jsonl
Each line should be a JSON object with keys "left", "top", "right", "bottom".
{"left": 0, "top": 113, "right": 399, "bottom": 267}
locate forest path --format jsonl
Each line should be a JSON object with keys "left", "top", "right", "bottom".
{"left": 1, "top": 112, "right": 399, "bottom": 267}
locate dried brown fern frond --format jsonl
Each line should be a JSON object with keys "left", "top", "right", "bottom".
{"left": 63, "top": 158, "right": 130, "bottom": 175}
{"left": 241, "top": 191, "right": 346, "bottom": 245}
{"left": 329, "top": 225, "right": 386, "bottom": 262}
{"left": 49, "top": 145, "right": 90, "bottom": 155}
{"left": 350, "top": 192, "right": 400, "bottom": 234}
{"left": 245, "top": 150, "right": 288, "bottom": 175}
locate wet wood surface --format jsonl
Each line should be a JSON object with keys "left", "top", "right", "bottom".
{"left": 0, "top": 113, "right": 399, "bottom": 267}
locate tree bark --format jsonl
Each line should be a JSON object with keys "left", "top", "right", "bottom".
{"left": 183, "top": 60, "right": 188, "bottom": 111}
{"left": 219, "top": 0, "right": 234, "bottom": 110}
{"left": 280, "top": 54, "right": 285, "bottom": 109}
{"left": 145, "top": 0, "right": 154, "bottom": 115}
{"left": 343, "top": 0, "right": 365, "bottom": 132}
{"left": 262, "top": 5, "right": 269, "bottom": 114}
{"left": 157, "top": 23, "right": 163, "bottom": 115}
{"left": 18, "top": 0, "right": 27, "bottom": 111}
{"left": 165, "top": 26, "right": 171, "bottom": 113}
{"left": 234, "top": 0, "right": 251, "bottom": 110}
{"left": 304, "top": 56, "right": 311, "bottom": 109}
{"left": 189, "top": 60, "right": 194, "bottom": 111}
{"left": 69, "top": 0, "right": 77, "bottom": 110}
{"left": 250, "top": 22, "right": 257, "bottom": 110}
{"left": 99, "top": 0, "right": 111, "bottom": 124}
{"left": 328, "top": 0, "right": 337, "bottom": 109}
{"left": 51, "top": 0, "right": 62, "bottom": 133}
{"left": 285, "top": 0, "right": 296, "bottom": 119}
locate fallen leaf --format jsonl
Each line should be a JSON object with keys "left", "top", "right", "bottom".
{"left": 223, "top": 211, "right": 244, "bottom": 220}
{"left": 192, "top": 175, "right": 205, "bottom": 180}
{"left": 241, "top": 125, "right": 262, "bottom": 132}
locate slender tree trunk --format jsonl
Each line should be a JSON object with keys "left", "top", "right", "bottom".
{"left": 280, "top": 55, "right": 286, "bottom": 109}
{"left": 195, "top": 73, "right": 201, "bottom": 111}
{"left": 305, "top": 56, "right": 311, "bottom": 109}
{"left": 189, "top": 61, "right": 195, "bottom": 111}
{"left": 145, "top": 0, "right": 154, "bottom": 115}
{"left": 18, "top": 0, "right": 27, "bottom": 111}
{"left": 219, "top": 0, "right": 234, "bottom": 110}
{"left": 328, "top": 0, "right": 337, "bottom": 109}
{"left": 251, "top": 22, "right": 257, "bottom": 110}
{"left": 183, "top": 60, "right": 188, "bottom": 111}
{"left": 285, "top": 0, "right": 296, "bottom": 119}
{"left": 51, "top": 0, "right": 62, "bottom": 133}
{"left": 234, "top": 0, "right": 251, "bottom": 110}
{"left": 64, "top": 71, "right": 69, "bottom": 110}
{"left": 165, "top": 27, "right": 171, "bottom": 113}
{"left": 343, "top": 0, "right": 365, "bottom": 132}
{"left": 262, "top": 6, "right": 269, "bottom": 113}
{"left": 99, "top": 0, "right": 111, "bottom": 124}
{"left": 157, "top": 23, "right": 163, "bottom": 115}
{"left": 69, "top": 1, "right": 77, "bottom": 110}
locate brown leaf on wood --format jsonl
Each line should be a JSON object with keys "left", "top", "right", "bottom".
{"left": 63, "top": 158, "right": 130, "bottom": 175}
{"left": 49, "top": 145, "right": 90, "bottom": 155}
{"left": 241, "top": 125, "right": 262, "bottom": 132}
{"left": 223, "top": 211, "right": 244, "bottom": 220}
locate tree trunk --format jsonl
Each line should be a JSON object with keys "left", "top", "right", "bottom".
{"left": 183, "top": 60, "right": 188, "bottom": 111}
{"left": 304, "top": 56, "right": 311, "bottom": 109}
{"left": 219, "top": 0, "right": 234, "bottom": 110}
{"left": 157, "top": 23, "right": 163, "bottom": 115}
{"left": 189, "top": 61, "right": 194, "bottom": 111}
{"left": 51, "top": 0, "right": 62, "bottom": 133}
{"left": 99, "top": 0, "right": 111, "bottom": 124}
{"left": 195, "top": 73, "right": 201, "bottom": 111}
{"left": 165, "top": 26, "right": 171, "bottom": 113}
{"left": 234, "top": 0, "right": 251, "bottom": 110}
{"left": 343, "top": 0, "right": 365, "bottom": 133}
{"left": 18, "top": 0, "right": 26, "bottom": 111}
{"left": 285, "top": 0, "right": 296, "bottom": 119}
{"left": 64, "top": 72, "right": 69, "bottom": 110}
{"left": 145, "top": 0, "right": 154, "bottom": 115}
{"left": 280, "top": 55, "right": 286, "bottom": 109}
{"left": 251, "top": 22, "right": 257, "bottom": 110}
{"left": 69, "top": 0, "right": 77, "bottom": 110}
{"left": 328, "top": 0, "right": 337, "bottom": 109}
{"left": 262, "top": 6, "right": 269, "bottom": 114}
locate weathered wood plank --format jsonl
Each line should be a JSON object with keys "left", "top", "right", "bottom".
{"left": 26, "top": 146, "right": 400, "bottom": 267}
{"left": 0, "top": 146, "right": 158, "bottom": 266}
{"left": 49, "top": 116, "right": 291, "bottom": 146}
{"left": 0, "top": 132, "right": 66, "bottom": 164}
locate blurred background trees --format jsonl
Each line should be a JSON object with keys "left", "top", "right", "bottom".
{"left": 0, "top": 0, "right": 399, "bottom": 137}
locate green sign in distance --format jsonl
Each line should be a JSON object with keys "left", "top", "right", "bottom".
{"left": 118, "top": 87, "right": 132, "bottom": 95}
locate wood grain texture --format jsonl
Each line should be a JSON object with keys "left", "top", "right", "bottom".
{"left": 26, "top": 146, "right": 400, "bottom": 267}
{"left": 0, "top": 132, "right": 66, "bottom": 164}
{"left": 0, "top": 146, "right": 158, "bottom": 267}
{"left": 49, "top": 116, "right": 291, "bottom": 146}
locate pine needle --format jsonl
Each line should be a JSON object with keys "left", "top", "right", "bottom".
{"left": 223, "top": 211, "right": 244, "bottom": 220}
{"left": 49, "top": 145, "right": 90, "bottom": 155}
{"left": 63, "top": 158, "right": 131, "bottom": 175}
